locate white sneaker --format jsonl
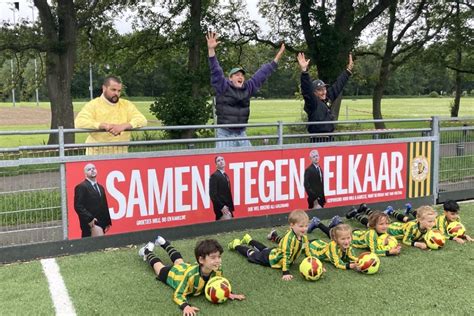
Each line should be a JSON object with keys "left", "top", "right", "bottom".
{"left": 155, "top": 235, "right": 166, "bottom": 246}
{"left": 138, "top": 242, "right": 155, "bottom": 260}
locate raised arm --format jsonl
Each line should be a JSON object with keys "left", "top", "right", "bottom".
{"left": 207, "top": 32, "right": 228, "bottom": 95}
{"left": 327, "top": 53, "right": 353, "bottom": 101}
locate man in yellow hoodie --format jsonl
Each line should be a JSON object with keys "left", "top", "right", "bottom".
{"left": 75, "top": 76, "right": 148, "bottom": 155}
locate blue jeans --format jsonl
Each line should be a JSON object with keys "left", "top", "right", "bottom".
{"left": 216, "top": 128, "right": 252, "bottom": 148}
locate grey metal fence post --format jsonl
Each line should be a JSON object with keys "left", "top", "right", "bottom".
{"left": 59, "top": 126, "right": 68, "bottom": 240}
{"left": 277, "top": 121, "right": 283, "bottom": 145}
{"left": 431, "top": 116, "right": 440, "bottom": 205}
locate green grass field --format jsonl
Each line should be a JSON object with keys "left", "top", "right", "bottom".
{"left": 2, "top": 202, "right": 474, "bottom": 315}
{"left": 0, "top": 97, "right": 473, "bottom": 147}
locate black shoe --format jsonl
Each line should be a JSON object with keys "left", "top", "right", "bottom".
{"left": 357, "top": 203, "right": 368, "bottom": 214}
{"left": 346, "top": 207, "right": 358, "bottom": 219}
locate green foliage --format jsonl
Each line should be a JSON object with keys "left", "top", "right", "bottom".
{"left": 149, "top": 71, "right": 212, "bottom": 138}
{"left": 429, "top": 91, "right": 440, "bottom": 98}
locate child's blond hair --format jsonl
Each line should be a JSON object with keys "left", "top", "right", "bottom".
{"left": 288, "top": 209, "right": 309, "bottom": 224}
{"left": 416, "top": 205, "right": 437, "bottom": 219}
{"left": 367, "top": 211, "right": 390, "bottom": 229}
{"left": 329, "top": 223, "right": 352, "bottom": 241}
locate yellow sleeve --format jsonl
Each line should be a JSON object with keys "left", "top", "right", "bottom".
{"left": 75, "top": 100, "right": 101, "bottom": 129}
{"left": 328, "top": 242, "right": 348, "bottom": 270}
{"left": 303, "top": 235, "right": 311, "bottom": 257}
{"left": 402, "top": 222, "right": 415, "bottom": 246}
{"left": 279, "top": 232, "right": 293, "bottom": 272}
{"left": 125, "top": 101, "right": 147, "bottom": 128}
{"left": 173, "top": 271, "right": 192, "bottom": 308}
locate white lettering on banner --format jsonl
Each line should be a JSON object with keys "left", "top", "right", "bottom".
{"left": 245, "top": 161, "right": 259, "bottom": 204}
{"left": 325, "top": 152, "right": 404, "bottom": 196}
{"left": 107, "top": 171, "right": 126, "bottom": 219}
{"left": 127, "top": 170, "right": 147, "bottom": 218}
{"left": 106, "top": 166, "right": 210, "bottom": 219}
{"left": 148, "top": 169, "right": 173, "bottom": 216}
{"left": 229, "top": 158, "right": 306, "bottom": 205}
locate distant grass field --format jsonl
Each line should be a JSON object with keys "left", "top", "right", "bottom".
{"left": 1, "top": 202, "right": 474, "bottom": 315}
{"left": 0, "top": 97, "right": 472, "bottom": 147}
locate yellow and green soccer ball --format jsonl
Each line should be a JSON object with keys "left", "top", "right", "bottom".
{"left": 447, "top": 222, "right": 465, "bottom": 238}
{"left": 299, "top": 256, "right": 324, "bottom": 281}
{"left": 357, "top": 252, "right": 380, "bottom": 274}
{"left": 377, "top": 233, "right": 398, "bottom": 251}
{"left": 205, "top": 276, "right": 232, "bottom": 304}
{"left": 424, "top": 229, "right": 446, "bottom": 250}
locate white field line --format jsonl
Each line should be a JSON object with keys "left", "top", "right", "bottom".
{"left": 41, "top": 258, "right": 76, "bottom": 316}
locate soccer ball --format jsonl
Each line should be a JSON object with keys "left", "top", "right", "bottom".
{"left": 377, "top": 233, "right": 398, "bottom": 251}
{"left": 357, "top": 252, "right": 380, "bottom": 274}
{"left": 205, "top": 276, "right": 231, "bottom": 304}
{"left": 424, "top": 229, "right": 446, "bottom": 250}
{"left": 299, "top": 256, "right": 323, "bottom": 281}
{"left": 447, "top": 222, "right": 466, "bottom": 238}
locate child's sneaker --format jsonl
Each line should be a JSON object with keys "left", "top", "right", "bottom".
{"left": 307, "top": 216, "right": 321, "bottom": 233}
{"left": 138, "top": 242, "right": 155, "bottom": 260}
{"left": 155, "top": 235, "right": 166, "bottom": 246}
{"left": 328, "top": 215, "right": 343, "bottom": 229}
{"left": 384, "top": 206, "right": 394, "bottom": 216}
{"left": 241, "top": 234, "right": 253, "bottom": 245}
{"left": 346, "top": 207, "right": 358, "bottom": 219}
{"left": 405, "top": 203, "right": 412, "bottom": 215}
{"left": 267, "top": 229, "right": 278, "bottom": 242}
{"left": 228, "top": 239, "right": 241, "bottom": 250}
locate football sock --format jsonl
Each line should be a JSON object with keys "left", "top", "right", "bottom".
{"left": 355, "top": 214, "right": 368, "bottom": 226}
{"left": 146, "top": 252, "right": 162, "bottom": 267}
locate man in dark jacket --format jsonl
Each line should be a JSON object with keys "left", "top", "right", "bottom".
{"left": 209, "top": 156, "right": 234, "bottom": 220}
{"left": 298, "top": 52, "right": 353, "bottom": 141}
{"left": 74, "top": 163, "right": 111, "bottom": 237}
{"left": 207, "top": 31, "right": 285, "bottom": 148}
{"left": 304, "top": 149, "right": 325, "bottom": 209}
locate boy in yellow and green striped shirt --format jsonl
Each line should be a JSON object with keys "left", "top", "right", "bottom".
{"left": 228, "top": 210, "right": 311, "bottom": 281}
{"left": 387, "top": 205, "right": 437, "bottom": 249}
{"left": 436, "top": 200, "right": 473, "bottom": 244}
{"left": 139, "top": 236, "right": 244, "bottom": 315}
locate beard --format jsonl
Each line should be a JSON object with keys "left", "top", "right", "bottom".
{"left": 105, "top": 94, "right": 119, "bottom": 103}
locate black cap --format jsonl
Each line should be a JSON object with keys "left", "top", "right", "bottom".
{"left": 312, "top": 79, "right": 328, "bottom": 91}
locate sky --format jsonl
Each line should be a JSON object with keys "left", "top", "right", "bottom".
{"left": 0, "top": 0, "right": 265, "bottom": 34}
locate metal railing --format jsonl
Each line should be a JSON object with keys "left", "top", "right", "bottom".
{"left": 0, "top": 116, "right": 472, "bottom": 248}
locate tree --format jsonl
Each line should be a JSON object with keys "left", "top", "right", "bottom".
{"left": 358, "top": 0, "right": 451, "bottom": 128}
{"left": 239, "top": 0, "right": 395, "bottom": 120}
{"left": 0, "top": 1, "right": 127, "bottom": 144}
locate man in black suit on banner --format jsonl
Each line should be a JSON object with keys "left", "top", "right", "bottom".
{"left": 74, "top": 163, "right": 112, "bottom": 237}
{"left": 209, "top": 156, "right": 234, "bottom": 220}
{"left": 304, "top": 149, "right": 326, "bottom": 209}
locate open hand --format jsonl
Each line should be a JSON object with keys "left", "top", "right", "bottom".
{"left": 297, "top": 52, "right": 310, "bottom": 72}
{"left": 206, "top": 31, "right": 219, "bottom": 49}
{"left": 273, "top": 43, "right": 285, "bottom": 63}
{"left": 183, "top": 306, "right": 199, "bottom": 316}
{"left": 281, "top": 274, "right": 293, "bottom": 281}
{"left": 347, "top": 53, "right": 354, "bottom": 72}
{"left": 229, "top": 293, "right": 245, "bottom": 300}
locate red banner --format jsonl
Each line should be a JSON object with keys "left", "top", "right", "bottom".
{"left": 66, "top": 143, "right": 408, "bottom": 239}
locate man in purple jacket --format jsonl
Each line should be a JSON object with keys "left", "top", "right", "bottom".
{"left": 207, "top": 31, "right": 285, "bottom": 148}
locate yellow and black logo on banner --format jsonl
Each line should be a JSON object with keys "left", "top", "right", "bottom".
{"left": 407, "top": 141, "right": 432, "bottom": 198}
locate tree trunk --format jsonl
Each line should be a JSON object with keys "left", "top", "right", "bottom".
{"left": 451, "top": 0, "right": 462, "bottom": 118}
{"left": 35, "top": 0, "right": 76, "bottom": 145}
{"left": 372, "top": 59, "right": 391, "bottom": 129}
{"left": 181, "top": 0, "right": 202, "bottom": 139}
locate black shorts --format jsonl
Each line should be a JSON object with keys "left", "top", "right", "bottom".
{"left": 156, "top": 265, "right": 172, "bottom": 284}
{"left": 247, "top": 248, "right": 272, "bottom": 267}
